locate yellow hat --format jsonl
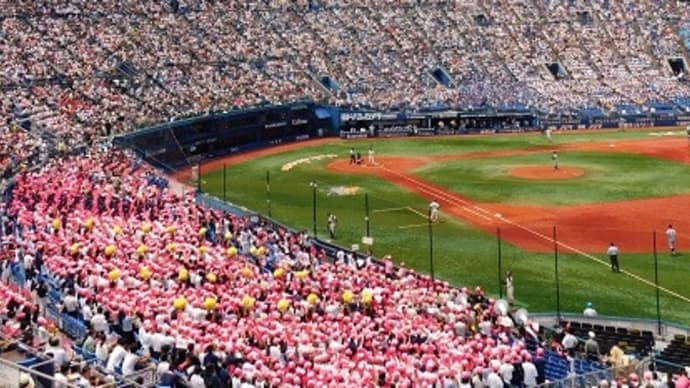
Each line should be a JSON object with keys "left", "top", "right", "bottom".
{"left": 342, "top": 290, "right": 354, "bottom": 304}
{"left": 240, "top": 295, "right": 256, "bottom": 310}
{"left": 173, "top": 297, "right": 186, "bottom": 310}
{"left": 108, "top": 269, "right": 121, "bottom": 282}
{"left": 139, "top": 266, "right": 152, "bottom": 280}
{"left": 277, "top": 299, "right": 290, "bottom": 313}
{"left": 307, "top": 293, "right": 319, "bottom": 305}
{"left": 203, "top": 296, "right": 217, "bottom": 310}
{"left": 104, "top": 244, "right": 117, "bottom": 257}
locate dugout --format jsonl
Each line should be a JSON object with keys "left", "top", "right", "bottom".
{"left": 114, "top": 103, "right": 334, "bottom": 172}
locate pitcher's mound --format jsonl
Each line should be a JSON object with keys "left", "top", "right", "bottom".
{"left": 509, "top": 166, "right": 585, "bottom": 180}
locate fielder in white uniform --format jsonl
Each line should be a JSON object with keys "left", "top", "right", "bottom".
{"left": 367, "top": 146, "right": 375, "bottom": 165}
{"left": 607, "top": 242, "right": 620, "bottom": 272}
{"left": 429, "top": 199, "right": 440, "bottom": 223}
{"left": 505, "top": 271, "right": 514, "bottom": 305}
{"left": 666, "top": 224, "right": 677, "bottom": 255}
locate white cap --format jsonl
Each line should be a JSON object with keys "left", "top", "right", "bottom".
{"left": 157, "top": 361, "right": 170, "bottom": 374}
{"left": 588, "top": 331, "right": 595, "bottom": 339}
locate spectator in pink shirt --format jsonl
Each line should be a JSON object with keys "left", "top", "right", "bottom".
{"left": 676, "top": 367, "right": 690, "bottom": 388}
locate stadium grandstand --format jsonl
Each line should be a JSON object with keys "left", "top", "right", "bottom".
{"left": 1, "top": 0, "right": 690, "bottom": 387}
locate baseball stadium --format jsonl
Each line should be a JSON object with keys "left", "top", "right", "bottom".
{"left": 3, "top": 1, "right": 690, "bottom": 387}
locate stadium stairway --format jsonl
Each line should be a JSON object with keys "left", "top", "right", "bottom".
{"left": 563, "top": 321, "right": 655, "bottom": 357}
{"left": 657, "top": 334, "right": 690, "bottom": 375}
{"left": 319, "top": 75, "right": 341, "bottom": 93}
{"left": 431, "top": 67, "right": 454, "bottom": 88}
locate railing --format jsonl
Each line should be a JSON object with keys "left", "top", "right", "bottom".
{"left": 532, "top": 312, "right": 690, "bottom": 378}
{"left": 0, "top": 332, "right": 154, "bottom": 388}
{"left": 537, "top": 357, "right": 652, "bottom": 388}
{"left": 531, "top": 312, "right": 690, "bottom": 340}
{"left": 538, "top": 366, "right": 614, "bottom": 388}
{"left": 654, "top": 357, "right": 689, "bottom": 374}
{"left": 0, "top": 356, "right": 80, "bottom": 388}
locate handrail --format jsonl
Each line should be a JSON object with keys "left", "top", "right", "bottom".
{"left": 653, "top": 357, "right": 688, "bottom": 371}
{"left": 531, "top": 312, "right": 690, "bottom": 336}
{"left": 0, "top": 356, "right": 80, "bottom": 388}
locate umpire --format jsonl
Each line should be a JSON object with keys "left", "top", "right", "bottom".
{"left": 607, "top": 242, "right": 620, "bottom": 272}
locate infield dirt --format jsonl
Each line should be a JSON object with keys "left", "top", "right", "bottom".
{"left": 180, "top": 136, "right": 690, "bottom": 254}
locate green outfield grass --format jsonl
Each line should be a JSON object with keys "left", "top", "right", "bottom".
{"left": 415, "top": 151, "right": 690, "bottom": 206}
{"left": 200, "top": 129, "right": 690, "bottom": 325}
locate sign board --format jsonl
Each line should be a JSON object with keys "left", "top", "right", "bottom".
{"left": 350, "top": 244, "right": 359, "bottom": 252}
{"left": 362, "top": 236, "right": 374, "bottom": 245}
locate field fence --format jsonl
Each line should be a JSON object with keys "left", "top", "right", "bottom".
{"left": 192, "top": 161, "right": 690, "bottom": 328}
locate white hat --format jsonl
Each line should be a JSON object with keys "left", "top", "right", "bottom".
{"left": 157, "top": 361, "right": 170, "bottom": 374}
{"left": 588, "top": 331, "right": 595, "bottom": 339}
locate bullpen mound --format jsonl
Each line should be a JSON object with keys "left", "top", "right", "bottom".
{"left": 509, "top": 166, "right": 585, "bottom": 180}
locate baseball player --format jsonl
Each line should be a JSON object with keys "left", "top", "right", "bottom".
{"left": 666, "top": 224, "right": 677, "bottom": 255}
{"left": 327, "top": 213, "right": 337, "bottom": 239}
{"left": 505, "top": 271, "right": 514, "bottom": 305}
{"left": 349, "top": 148, "right": 356, "bottom": 165}
{"left": 607, "top": 242, "right": 620, "bottom": 273}
{"left": 551, "top": 151, "right": 559, "bottom": 171}
{"left": 429, "top": 199, "right": 440, "bottom": 223}
{"left": 545, "top": 128, "right": 553, "bottom": 142}
{"left": 367, "top": 146, "right": 375, "bottom": 165}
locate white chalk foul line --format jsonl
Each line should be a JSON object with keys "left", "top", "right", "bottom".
{"left": 405, "top": 206, "right": 429, "bottom": 219}
{"left": 374, "top": 206, "right": 429, "bottom": 220}
{"left": 382, "top": 167, "right": 492, "bottom": 221}
{"left": 399, "top": 222, "right": 430, "bottom": 229}
{"left": 372, "top": 207, "right": 408, "bottom": 213}
{"left": 382, "top": 166, "right": 690, "bottom": 305}
{"left": 497, "top": 215, "right": 690, "bottom": 304}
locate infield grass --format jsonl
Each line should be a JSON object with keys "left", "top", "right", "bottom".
{"left": 416, "top": 151, "right": 690, "bottom": 206}
{"left": 200, "top": 129, "right": 690, "bottom": 325}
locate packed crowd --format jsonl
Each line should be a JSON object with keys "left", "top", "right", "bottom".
{"left": 0, "top": 147, "right": 560, "bottom": 387}
{"left": 1, "top": 0, "right": 690, "bottom": 144}
{"left": 2, "top": 0, "right": 690, "bottom": 386}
